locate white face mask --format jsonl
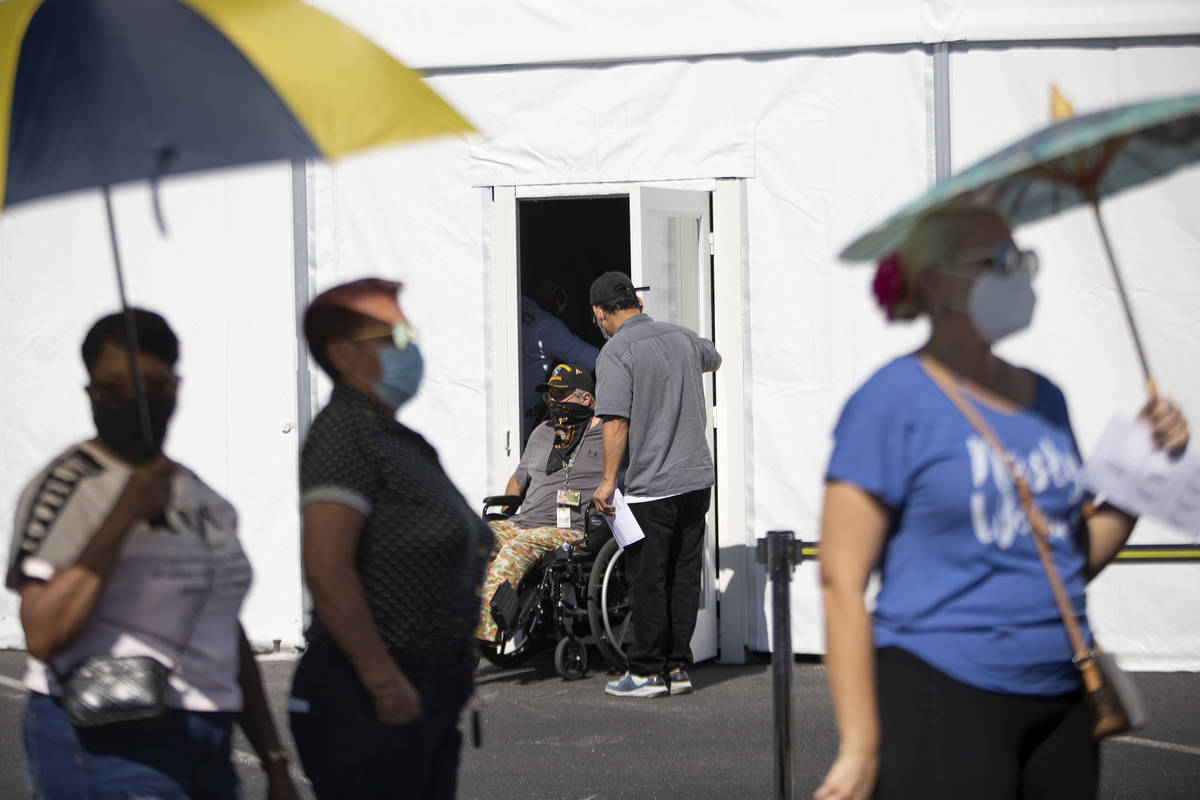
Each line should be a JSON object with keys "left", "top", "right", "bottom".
{"left": 964, "top": 270, "right": 1036, "bottom": 343}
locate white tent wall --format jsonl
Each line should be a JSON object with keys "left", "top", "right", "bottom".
{"left": 730, "top": 51, "right": 934, "bottom": 653}
{"left": 0, "top": 165, "right": 306, "bottom": 651}
{"left": 303, "top": 138, "right": 492, "bottom": 500}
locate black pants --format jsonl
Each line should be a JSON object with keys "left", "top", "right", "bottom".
{"left": 289, "top": 640, "right": 474, "bottom": 800}
{"left": 625, "top": 487, "right": 711, "bottom": 675}
{"left": 875, "top": 647, "right": 1099, "bottom": 800}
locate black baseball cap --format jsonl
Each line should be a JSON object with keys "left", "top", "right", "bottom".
{"left": 535, "top": 362, "right": 595, "bottom": 394}
{"left": 589, "top": 271, "right": 648, "bottom": 306}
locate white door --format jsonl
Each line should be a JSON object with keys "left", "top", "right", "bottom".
{"left": 628, "top": 187, "right": 718, "bottom": 663}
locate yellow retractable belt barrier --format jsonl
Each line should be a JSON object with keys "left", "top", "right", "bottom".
{"left": 792, "top": 543, "right": 1200, "bottom": 563}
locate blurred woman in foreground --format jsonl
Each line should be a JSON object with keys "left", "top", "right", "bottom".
{"left": 814, "top": 208, "right": 1188, "bottom": 800}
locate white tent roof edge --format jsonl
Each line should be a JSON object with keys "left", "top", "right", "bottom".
{"left": 310, "top": 1, "right": 1200, "bottom": 72}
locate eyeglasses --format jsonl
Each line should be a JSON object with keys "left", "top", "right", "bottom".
{"left": 951, "top": 241, "right": 1039, "bottom": 278}
{"left": 350, "top": 322, "right": 419, "bottom": 350}
{"left": 86, "top": 376, "right": 179, "bottom": 406}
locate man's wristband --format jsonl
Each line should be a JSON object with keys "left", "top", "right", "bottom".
{"left": 261, "top": 748, "right": 292, "bottom": 769}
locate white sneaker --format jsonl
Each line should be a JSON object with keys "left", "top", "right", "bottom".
{"left": 604, "top": 671, "right": 669, "bottom": 698}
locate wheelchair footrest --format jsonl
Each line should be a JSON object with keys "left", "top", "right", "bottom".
{"left": 490, "top": 581, "right": 520, "bottom": 635}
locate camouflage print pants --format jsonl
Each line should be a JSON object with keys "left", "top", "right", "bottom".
{"left": 476, "top": 518, "right": 579, "bottom": 643}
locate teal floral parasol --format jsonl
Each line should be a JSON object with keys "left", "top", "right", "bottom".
{"left": 841, "top": 91, "right": 1200, "bottom": 390}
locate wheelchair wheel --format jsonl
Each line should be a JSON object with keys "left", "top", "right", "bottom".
{"left": 586, "top": 537, "right": 633, "bottom": 671}
{"left": 554, "top": 636, "right": 588, "bottom": 680}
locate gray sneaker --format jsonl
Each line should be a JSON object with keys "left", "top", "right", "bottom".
{"left": 667, "top": 667, "right": 693, "bottom": 695}
{"left": 605, "top": 671, "right": 669, "bottom": 698}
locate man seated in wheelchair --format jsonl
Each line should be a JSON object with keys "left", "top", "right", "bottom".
{"left": 476, "top": 362, "right": 604, "bottom": 645}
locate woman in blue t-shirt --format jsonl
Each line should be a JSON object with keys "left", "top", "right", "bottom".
{"left": 814, "top": 208, "right": 1189, "bottom": 800}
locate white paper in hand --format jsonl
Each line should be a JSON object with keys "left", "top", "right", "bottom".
{"left": 1082, "top": 413, "right": 1200, "bottom": 540}
{"left": 609, "top": 489, "right": 646, "bottom": 548}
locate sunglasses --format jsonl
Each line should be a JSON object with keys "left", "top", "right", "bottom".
{"left": 350, "top": 322, "right": 419, "bottom": 350}
{"left": 951, "top": 241, "right": 1039, "bottom": 277}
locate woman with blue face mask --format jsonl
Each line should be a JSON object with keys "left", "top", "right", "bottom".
{"left": 289, "top": 278, "right": 493, "bottom": 800}
{"left": 815, "top": 208, "right": 1189, "bottom": 800}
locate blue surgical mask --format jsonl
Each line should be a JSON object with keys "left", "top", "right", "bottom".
{"left": 371, "top": 343, "right": 424, "bottom": 409}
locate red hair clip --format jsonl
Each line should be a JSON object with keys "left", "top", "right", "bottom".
{"left": 872, "top": 252, "right": 905, "bottom": 319}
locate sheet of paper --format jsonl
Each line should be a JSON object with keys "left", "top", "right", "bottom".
{"left": 610, "top": 489, "right": 646, "bottom": 548}
{"left": 1082, "top": 413, "right": 1200, "bottom": 539}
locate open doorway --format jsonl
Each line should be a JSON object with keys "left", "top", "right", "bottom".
{"left": 515, "top": 196, "right": 630, "bottom": 445}
{"left": 489, "top": 180, "right": 748, "bottom": 663}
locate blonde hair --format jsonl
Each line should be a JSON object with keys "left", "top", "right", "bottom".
{"left": 886, "top": 207, "right": 1012, "bottom": 320}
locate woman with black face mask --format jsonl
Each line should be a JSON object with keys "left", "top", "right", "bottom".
{"left": 6, "top": 309, "right": 298, "bottom": 800}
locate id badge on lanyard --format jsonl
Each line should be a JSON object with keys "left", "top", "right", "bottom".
{"left": 556, "top": 489, "right": 581, "bottom": 528}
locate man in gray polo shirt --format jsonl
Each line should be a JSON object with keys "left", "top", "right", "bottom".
{"left": 589, "top": 271, "right": 721, "bottom": 698}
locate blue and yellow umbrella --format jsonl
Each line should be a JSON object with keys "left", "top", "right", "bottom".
{"left": 0, "top": 0, "right": 472, "bottom": 209}
{"left": 0, "top": 0, "right": 473, "bottom": 446}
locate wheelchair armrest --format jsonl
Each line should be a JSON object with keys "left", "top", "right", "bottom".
{"left": 482, "top": 494, "right": 524, "bottom": 521}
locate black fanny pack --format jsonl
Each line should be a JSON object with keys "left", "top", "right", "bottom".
{"left": 59, "top": 655, "right": 170, "bottom": 728}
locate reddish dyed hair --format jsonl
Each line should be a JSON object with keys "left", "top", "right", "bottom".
{"left": 304, "top": 278, "right": 403, "bottom": 379}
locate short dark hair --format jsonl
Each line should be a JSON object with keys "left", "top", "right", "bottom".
{"left": 304, "top": 306, "right": 379, "bottom": 380}
{"left": 81, "top": 309, "right": 179, "bottom": 372}
{"left": 304, "top": 278, "right": 403, "bottom": 380}
{"left": 599, "top": 296, "right": 640, "bottom": 313}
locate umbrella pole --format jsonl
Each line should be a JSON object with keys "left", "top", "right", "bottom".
{"left": 102, "top": 185, "right": 156, "bottom": 451}
{"left": 1087, "top": 197, "right": 1156, "bottom": 396}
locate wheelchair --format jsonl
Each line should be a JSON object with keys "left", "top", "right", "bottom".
{"left": 479, "top": 495, "right": 634, "bottom": 680}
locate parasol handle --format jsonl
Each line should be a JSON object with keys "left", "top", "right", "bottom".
{"left": 1087, "top": 196, "right": 1156, "bottom": 398}
{"left": 103, "top": 186, "right": 156, "bottom": 452}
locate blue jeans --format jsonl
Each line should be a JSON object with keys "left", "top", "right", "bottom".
{"left": 22, "top": 692, "right": 241, "bottom": 799}
{"left": 290, "top": 640, "right": 474, "bottom": 800}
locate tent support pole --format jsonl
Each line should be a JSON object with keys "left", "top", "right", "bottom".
{"left": 932, "top": 43, "right": 952, "bottom": 184}
{"left": 291, "top": 159, "right": 316, "bottom": 628}
{"left": 291, "top": 159, "right": 315, "bottom": 445}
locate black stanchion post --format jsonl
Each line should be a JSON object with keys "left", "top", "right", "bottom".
{"left": 757, "top": 529, "right": 799, "bottom": 800}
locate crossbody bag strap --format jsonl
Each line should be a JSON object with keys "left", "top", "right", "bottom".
{"left": 917, "top": 356, "right": 1094, "bottom": 667}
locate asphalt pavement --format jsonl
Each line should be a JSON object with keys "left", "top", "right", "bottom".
{"left": 0, "top": 648, "right": 1197, "bottom": 799}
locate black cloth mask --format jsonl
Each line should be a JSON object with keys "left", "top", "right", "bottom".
{"left": 92, "top": 395, "right": 175, "bottom": 463}
{"left": 545, "top": 401, "right": 594, "bottom": 474}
